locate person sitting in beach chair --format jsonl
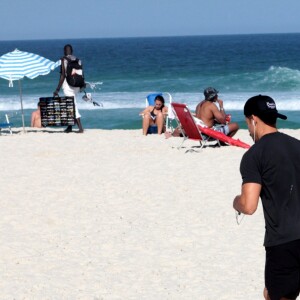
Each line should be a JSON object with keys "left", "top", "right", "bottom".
{"left": 165, "top": 88, "right": 238, "bottom": 140}
{"left": 195, "top": 87, "right": 239, "bottom": 137}
{"left": 140, "top": 95, "right": 168, "bottom": 135}
{"left": 170, "top": 102, "right": 250, "bottom": 150}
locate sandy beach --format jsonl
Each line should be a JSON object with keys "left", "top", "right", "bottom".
{"left": 0, "top": 128, "right": 299, "bottom": 299}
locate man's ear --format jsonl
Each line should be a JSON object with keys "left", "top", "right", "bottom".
{"left": 252, "top": 115, "right": 258, "bottom": 125}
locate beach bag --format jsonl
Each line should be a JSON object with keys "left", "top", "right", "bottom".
{"left": 64, "top": 57, "right": 86, "bottom": 88}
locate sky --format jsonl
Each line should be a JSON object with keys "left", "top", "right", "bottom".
{"left": 1, "top": 0, "right": 300, "bottom": 40}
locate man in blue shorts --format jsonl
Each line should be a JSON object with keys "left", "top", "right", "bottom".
{"left": 233, "top": 95, "right": 300, "bottom": 300}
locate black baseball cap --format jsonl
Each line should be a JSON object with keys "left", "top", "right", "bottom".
{"left": 244, "top": 95, "right": 287, "bottom": 122}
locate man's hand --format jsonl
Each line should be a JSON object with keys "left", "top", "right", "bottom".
{"left": 233, "top": 183, "right": 261, "bottom": 215}
{"left": 53, "top": 90, "right": 59, "bottom": 97}
{"left": 217, "top": 99, "right": 224, "bottom": 108}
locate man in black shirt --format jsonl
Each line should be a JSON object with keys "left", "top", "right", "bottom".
{"left": 233, "top": 95, "right": 300, "bottom": 300}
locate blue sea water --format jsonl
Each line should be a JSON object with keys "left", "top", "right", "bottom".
{"left": 1, "top": 33, "right": 300, "bottom": 129}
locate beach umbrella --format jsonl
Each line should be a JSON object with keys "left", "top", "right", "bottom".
{"left": 0, "top": 49, "right": 60, "bottom": 132}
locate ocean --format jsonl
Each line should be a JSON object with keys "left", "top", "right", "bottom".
{"left": 1, "top": 33, "right": 300, "bottom": 129}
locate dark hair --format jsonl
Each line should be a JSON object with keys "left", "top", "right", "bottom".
{"left": 155, "top": 95, "right": 165, "bottom": 107}
{"left": 204, "top": 87, "right": 218, "bottom": 101}
{"left": 64, "top": 44, "right": 73, "bottom": 55}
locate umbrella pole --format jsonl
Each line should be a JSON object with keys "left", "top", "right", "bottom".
{"left": 18, "top": 79, "right": 26, "bottom": 132}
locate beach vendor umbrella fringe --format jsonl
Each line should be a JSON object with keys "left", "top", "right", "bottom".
{"left": 0, "top": 49, "right": 60, "bottom": 131}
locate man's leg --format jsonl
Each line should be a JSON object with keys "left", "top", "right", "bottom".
{"left": 265, "top": 240, "right": 300, "bottom": 300}
{"left": 76, "top": 118, "right": 84, "bottom": 133}
{"left": 263, "top": 287, "right": 295, "bottom": 300}
{"left": 263, "top": 287, "right": 270, "bottom": 299}
{"left": 227, "top": 122, "right": 239, "bottom": 137}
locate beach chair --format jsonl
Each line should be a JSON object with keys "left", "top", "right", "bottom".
{"left": 171, "top": 103, "right": 250, "bottom": 151}
{"left": 171, "top": 102, "right": 219, "bottom": 151}
{"left": 0, "top": 114, "right": 13, "bottom": 135}
{"left": 142, "top": 92, "right": 174, "bottom": 133}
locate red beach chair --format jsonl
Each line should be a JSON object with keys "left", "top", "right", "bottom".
{"left": 171, "top": 102, "right": 250, "bottom": 151}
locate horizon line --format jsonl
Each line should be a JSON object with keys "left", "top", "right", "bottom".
{"left": 1, "top": 31, "right": 300, "bottom": 42}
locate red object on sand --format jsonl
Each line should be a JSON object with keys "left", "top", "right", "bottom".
{"left": 197, "top": 125, "right": 251, "bottom": 149}
{"left": 171, "top": 102, "right": 251, "bottom": 150}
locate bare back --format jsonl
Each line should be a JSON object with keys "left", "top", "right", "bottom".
{"left": 31, "top": 110, "right": 42, "bottom": 128}
{"left": 195, "top": 100, "right": 222, "bottom": 128}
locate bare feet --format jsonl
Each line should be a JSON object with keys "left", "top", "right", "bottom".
{"left": 164, "top": 131, "right": 173, "bottom": 139}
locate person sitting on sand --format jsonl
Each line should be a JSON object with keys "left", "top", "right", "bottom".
{"left": 195, "top": 87, "right": 239, "bottom": 137}
{"left": 140, "top": 95, "right": 168, "bottom": 135}
{"left": 31, "top": 102, "right": 42, "bottom": 128}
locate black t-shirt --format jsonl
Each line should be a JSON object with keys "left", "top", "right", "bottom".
{"left": 240, "top": 132, "right": 300, "bottom": 247}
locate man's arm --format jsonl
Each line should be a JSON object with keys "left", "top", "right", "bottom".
{"left": 233, "top": 182, "right": 261, "bottom": 215}
{"left": 54, "top": 59, "right": 65, "bottom": 96}
{"left": 211, "top": 100, "right": 226, "bottom": 124}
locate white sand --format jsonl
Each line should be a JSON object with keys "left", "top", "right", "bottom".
{"left": 0, "top": 128, "right": 299, "bottom": 299}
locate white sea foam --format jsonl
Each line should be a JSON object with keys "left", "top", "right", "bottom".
{"left": 1, "top": 91, "right": 300, "bottom": 111}
{"left": 85, "top": 81, "right": 103, "bottom": 90}
{"left": 267, "top": 66, "right": 300, "bottom": 82}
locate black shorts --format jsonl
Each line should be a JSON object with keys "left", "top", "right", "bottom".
{"left": 265, "top": 239, "right": 300, "bottom": 300}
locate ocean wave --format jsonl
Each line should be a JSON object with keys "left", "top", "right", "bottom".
{"left": 219, "top": 66, "right": 300, "bottom": 92}
{"left": 262, "top": 66, "right": 300, "bottom": 88}
{"left": 1, "top": 91, "right": 300, "bottom": 111}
